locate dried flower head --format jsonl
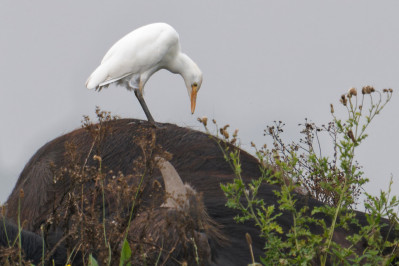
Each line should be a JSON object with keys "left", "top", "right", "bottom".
{"left": 19, "top": 189, "right": 24, "bottom": 199}
{"left": 362, "top": 85, "right": 374, "bottom": 94}
{"left": 382, "top": 88, "right": 393, "bottom": 93}
{"left": 340, "top": 94, "right": 347, "bottom": 106}
{"left": 201, "top": 116, "right": 208, "bottom": 127}
{"left": 330, "top": 103, "right": 334, "bottom": 114}
{"left": 245, "top": 232, "right": 253, "bottom": 245}
{"left": 93, "top": 155, "right": 102, "bottom": 162}
{"left": 219, "top": 128, "right": 229, "bottom": 139}
{"left": 233, "top": 129, "right": 239, "bottom": 138}
{"left": 223, "top": 130, "right": 229, "bottom": 139}
{"left": 197, "top": 116, "right": 208, "bottom": 126}
{"left": 268, "top": 127, "right": 274, "bottom": 135}
{"left": 348, "top": 87, "right": 357, "bottom": 97}
{"left": 347, "top": 130, "right": 356, "bottom": 143}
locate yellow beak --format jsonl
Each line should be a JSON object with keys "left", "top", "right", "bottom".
{"left": 191, "top": 85, "right": 198, "bottom": 114}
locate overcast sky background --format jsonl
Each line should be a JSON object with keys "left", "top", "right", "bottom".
{"left": 0, "top": 1, "right": 398, "bottom": 208}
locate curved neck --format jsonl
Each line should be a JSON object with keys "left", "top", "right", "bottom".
{"left": 167, "top": 53, "right": 196, "bottom": 79}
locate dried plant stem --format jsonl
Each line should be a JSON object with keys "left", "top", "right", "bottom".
{"left": 17, "top": 194, "right": 22, "bottom": 265}
{"left": 124, "top": 170, "right": 146, "bottom": 242}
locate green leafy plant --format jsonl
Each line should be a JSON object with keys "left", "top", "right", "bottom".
{"left": 200, "top": 87, "right": 398, "bottom": 264}
{"left": 119, "top": 239, "right": 132, "bottom": 266}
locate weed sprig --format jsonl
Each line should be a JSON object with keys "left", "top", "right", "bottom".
{"left": 200, "top": 87, "right": 398, "bottom": 265}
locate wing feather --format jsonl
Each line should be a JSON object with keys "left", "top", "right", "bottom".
{"left": 86, "top": 23, "right": 180, "bottom": 90}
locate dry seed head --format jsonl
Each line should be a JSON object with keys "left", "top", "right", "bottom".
{"left": 348, "top": 87, "right": 357, "bottom": 96}
{"left": 362, "top": 87, "right": 366, "bottom": 94}
{"left": 19, "top": 189, "right": 24, "bottom": 199}
{"left": 212, "top": 119, "right": 216, "bottom": 124}
{"left": 223, "top": 130, "right": 229, "bottom": 139}
{"left": 383, "top": 88, "right": 388, "bottom": 93}
{"left": 93, "top": 155, "right": 102, "bottom": 162}
{"left": 223, "top": 124, "right": 230, "bottom": 130}
{"left": 201, "top": 116, "right": 208, "bottom": 126}
{"left": 245, "top": 232, "right": 253, "bottom": 245}
{"left": 347, "top": 130, "right": 356, "bottom": 143}
{"left": 251, "top": 141, "right": 256, "bottom": 147}
{"left": 330, "top": 104, "right": 334, "bottom": 114}
{"left": 389, "top": 88, "right": 393, "bottom": 93}
{"left": 268, "top": 127, "right": 274, "bottom": 135}
{"left": 233, "top": 129, "right": 239, "bottom": 138}
{"left": 340, "top": 94, "right": 347, "bottom": 106}
{"left": 362, "top": 85, "right": 374, "bottom": 94}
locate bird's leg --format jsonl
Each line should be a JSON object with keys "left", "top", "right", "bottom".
{"left": 133, "top": 89, "right": 156, "bottom": 124}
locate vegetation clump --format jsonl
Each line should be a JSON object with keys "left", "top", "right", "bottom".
{"left": 1, "top": 107, "right": 213, "bottom": 265}
{"left": 200, "top": 87, "right": 398, "bottom": 265}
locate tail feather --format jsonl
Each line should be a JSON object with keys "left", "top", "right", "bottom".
{"left": 85, "top": 64, "right": 110, "bottom": 89}
{"left": 86, "top": 64, "right": 133, "bottom": 90}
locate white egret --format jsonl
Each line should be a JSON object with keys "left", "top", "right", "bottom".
{"left": 86, "top": 23, "right": 203, "bottom": 124}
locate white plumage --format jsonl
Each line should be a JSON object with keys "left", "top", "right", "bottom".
{"left": 86, "top": 23, "right": 203, "bottom": 123}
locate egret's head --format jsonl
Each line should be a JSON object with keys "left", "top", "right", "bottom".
{"left": 185, "top": 70, "right": 203, "bottom": 114}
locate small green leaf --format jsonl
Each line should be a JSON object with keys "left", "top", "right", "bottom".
{"left": 119, "top": 239, "right": 132, "bottom": 266}
{"left": 88, "top": 254, "right": 99, "bottom": 266}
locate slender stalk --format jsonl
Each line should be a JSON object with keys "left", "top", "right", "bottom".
{"left": 205, "top": 124, "right": 264, "bottom": 227}
{"left": 124, "top": 167, "right": 146, "bottom": 242}
{"left": 2, "top": 216, "right": 9, "bottom": 246}
{"left": 216, "top": 139, "right": 263, "bottom": 227}
{"left": 17, "top": 194, "right": 22, "bottom": 265}
{"left": 41, "top": 226, "right": 45, "bottom": 266}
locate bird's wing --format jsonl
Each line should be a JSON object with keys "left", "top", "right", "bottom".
{"left": 86, "top": 23, "right": 179, "bottom": 89}
{"left": 86, "top": 60, "right": 128, "bottom": 89}
{"left": 98, "top": 72, "right": 133, "bottom": 87}
{"left": 101, "top": 23, "right": 178, "bottom": 64}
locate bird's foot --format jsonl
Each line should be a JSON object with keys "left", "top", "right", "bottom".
{"left": 149, "top": 121, "right": 165, "bottom": 129}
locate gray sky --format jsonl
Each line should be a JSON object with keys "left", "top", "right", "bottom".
{"left": 1, "top": 1, "right": 398, "bottom": 207}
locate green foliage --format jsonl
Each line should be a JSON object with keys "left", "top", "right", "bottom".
{"left": 200, "top": 87, "right": 398, "bottom": 265}
{"left": 88, "top": 254, "right": 99, "bottom": 266}
{"left": 119, "top": 239, "right": 132, "bottom": 266}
